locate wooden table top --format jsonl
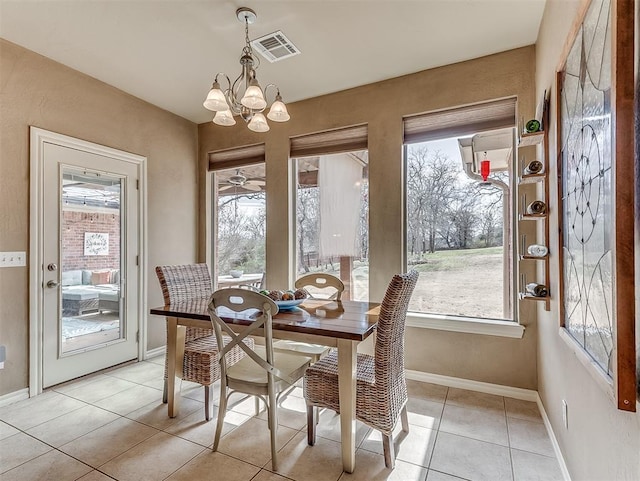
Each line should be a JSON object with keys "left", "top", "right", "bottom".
{"left": 150, "top": 297, "right": 380, "bottom": 341}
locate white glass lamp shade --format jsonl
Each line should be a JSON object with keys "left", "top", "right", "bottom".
{"left": 241, "top": 80, "right": 267, "bottom": 110}
{"left": 247, "top": 112, "right": 270, "bottom": 132}
{"left": 212, "top": 109, "right": 236, "bottom": 126}
{"left": 203, "top": 82, "right": 229, "bottom": 111}
{"left": 267, "top": 100, "right": 290, "bottom": 122}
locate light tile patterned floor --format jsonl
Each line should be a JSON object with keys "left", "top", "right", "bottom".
{"left": 0, "top": 358, "right": 564, "bottom": 481}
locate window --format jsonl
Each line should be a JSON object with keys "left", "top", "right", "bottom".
{"left": 209, "top": 145, "right": 266, "bottom": 288}
{"left": 291, "top": 126, "right": 369, "bottom": 301}
{"left": 403, "top": 99, "right": 516, "bottom": 321}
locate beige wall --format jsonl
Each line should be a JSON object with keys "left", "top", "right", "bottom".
{"left": 199, "top": 46, "right": 538, "bottom": 390}
{"left": 0, "top": 39, "right": 199, "bottom": 396}
{"left": 536, "top": 1, "right": 640, "bottom": 480}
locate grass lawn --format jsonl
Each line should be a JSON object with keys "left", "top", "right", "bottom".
{"left": 409, "top": 246, "right": 504, "bottom": 272}
{"left": 408, "top": 246, "right": 510, "bottom": 320}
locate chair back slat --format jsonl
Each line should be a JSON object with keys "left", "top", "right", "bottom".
{"left": 295, "top": 273, "right": 345, "bottom": 300}
{"left": 155, "top": 264, "right": 212, "bottom": 304}
{"left": 156, "top": 264, "right": 214, "bottom": 342}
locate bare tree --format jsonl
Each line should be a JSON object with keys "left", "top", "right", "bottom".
{"left": 407, "top": 146, "right": 460, "bottom": 254}
{"left": 448, "top": 195, "right": 480, "bottom": 248}
{"left": 296, "top": 186, "right": 319, "bottom": 272}
{"left": 358, "top": 180, "right": 369, "bottom": 260}
{"left": 217, "top": 193, "right": 266, "bottom": 273}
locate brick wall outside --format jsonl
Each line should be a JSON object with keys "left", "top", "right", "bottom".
{"left": 62, "top": 211, "right": 120, "bottom": 271}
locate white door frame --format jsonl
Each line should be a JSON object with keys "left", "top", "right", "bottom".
{"left": 29, "top": 127, "right": 148, "bottom": 396}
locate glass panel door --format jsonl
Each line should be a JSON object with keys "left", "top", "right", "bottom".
{"left": 60, "top": 169, "right": 123, "bottom": 353}
{"left": 42, "top": 142, "right": 139, "bottom": 388}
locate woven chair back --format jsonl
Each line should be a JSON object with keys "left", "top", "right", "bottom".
{"left": 208, "top": 289, "right": 296, "bottom": 384}
{"left": 295, "top": 273, "right": 345, "bottom": 300}
{"left": 374, "top": 270, "right": 419, "bottom": 389}
{"left": 155, "top": 264, "right": 212, "bottom": 304}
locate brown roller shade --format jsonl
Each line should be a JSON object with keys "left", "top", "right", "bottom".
{"left": 208, "top": 143, "right": 265, "bottom": 171}
{"left": 290, "top": 124, "right": 368, "bottom": 158}
{"left": 403, "top": 97, "right": 517, "bottom": 144}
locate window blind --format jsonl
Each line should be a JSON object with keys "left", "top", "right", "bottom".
{"left": 403, "top": 97, "right": 517, "bottom": 144}
{"left": 208, "top": 143, "right": 265, "bottom": 171}
{"left": 290, "top": 124, "right": 368, "bottom": 158}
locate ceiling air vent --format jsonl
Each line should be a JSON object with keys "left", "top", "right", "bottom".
{"left": 251, "top": 30, "right": 300, "bottom": 63}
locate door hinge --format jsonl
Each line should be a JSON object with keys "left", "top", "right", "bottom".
{"left": 136, "top": 331, "right": 140, "bottom": 342}
{"left": 136, "top": 255, "right": 139, "bottom": 266}
{"left": 136, "top": 179, "right": 139, "bottom": 190}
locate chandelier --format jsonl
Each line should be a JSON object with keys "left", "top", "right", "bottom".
{"left": 203, "top": 7, "right": 290, "bottom": 133}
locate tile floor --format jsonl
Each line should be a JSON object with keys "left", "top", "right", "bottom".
{"left": 0, "top": 358, "right": 564, "bottom": 481}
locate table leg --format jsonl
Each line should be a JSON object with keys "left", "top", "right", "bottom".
{"left": 167, "top": 317, "right": 185, "bottom": 418}
{"left": 337, "top": 338, "right": 357, "bottom": 473}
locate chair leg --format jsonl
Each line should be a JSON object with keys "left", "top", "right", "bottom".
{"left": 268, "top": 380, "right": 278, "bottom": 471}
{"left": 254, "top": 395, "right": 261, "bottom": 416}
{"left": 400, "top": 405, "right": 409, "bottom": 433}
{"left": 212, "top": 382, "right": 227, "bottom": 451}
{"left": 382, "top": 432, "right": 396, "bottom": 469}
{"left": 162, "top": 378, "right": 168, "bottom": 404}
{"left": 204, "top": 385, "right": 212, "bottom": 421}
{"left": 307, "top": 405, "right": 317, "bottom": 445}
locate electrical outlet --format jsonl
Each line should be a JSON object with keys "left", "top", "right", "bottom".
{"left": 0, "top": 252, "right": 26, "bottom": 267}
{"left": 562, "top": 399, "right": 568, "bottom": 429}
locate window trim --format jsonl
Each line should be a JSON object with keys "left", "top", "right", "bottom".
{"left": 406, "top": 312, "right": 524, "bottom": 338}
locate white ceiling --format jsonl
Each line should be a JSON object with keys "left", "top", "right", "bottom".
{"left": 0, "top": 0, "right": 546, "bottom": 124}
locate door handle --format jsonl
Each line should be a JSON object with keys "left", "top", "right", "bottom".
{"left": 46, "top": 280, "right": 59, "bottom": 288}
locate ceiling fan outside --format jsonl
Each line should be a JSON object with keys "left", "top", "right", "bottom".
{"left": 219, "top": 169, "right": 265, "bottom": 192}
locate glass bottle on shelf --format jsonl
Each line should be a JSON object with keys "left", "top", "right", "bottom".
{"left": 527, "top": 244, "right": 548, "bottom": 257}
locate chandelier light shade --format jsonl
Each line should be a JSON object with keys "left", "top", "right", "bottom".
{"left": 213, "top": 109, "right": 236, "bottom": 126}
{"left": 247, "top": 112, "right": 269, "bottom": 132}
{"left": 203, "top": 7, "right": 290, "bottom": 132}
{"left": 203, "top": 81, "right": 228, "bottom": 111}
{"left": 267, "top": 93, "right": 290, "bottom": 122}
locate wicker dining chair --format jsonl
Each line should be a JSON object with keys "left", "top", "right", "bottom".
{"left": 273, "top": 273, "right": 345, "bottom": 362}
{"left": 156, "top": 264, "right": 253, "bottom": 420}
{"left": 208, "top": 288, "right": 312, "bottom": 471}
{"left": 303, "top": 270, "right": 419, "bottom": 468}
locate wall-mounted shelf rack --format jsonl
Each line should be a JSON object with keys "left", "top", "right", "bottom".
{"left": 517, "top": 116, "right": 551, "bottom": 311}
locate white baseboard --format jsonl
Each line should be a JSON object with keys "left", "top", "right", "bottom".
{"left": 144, "top": 345, "right": 165, "bottom": 361}
{"left": 405, "top": 369, "right": 538, "bottom": 401}
{"left": 406, "top": 369, "right": 571, "bottom": 480}
{"left": 0, "top": 388, "right": 29, "bottom": 408}
{"left": 536, "top": 393, "right": 572, "bottom": 481}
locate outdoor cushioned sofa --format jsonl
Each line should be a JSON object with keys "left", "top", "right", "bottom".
{"left": 61, "top": 269, "right": 120, "bottom": 316}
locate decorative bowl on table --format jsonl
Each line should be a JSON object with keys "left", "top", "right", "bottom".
{"left": 274, "top": 299, "right": 305, "bottom": 310}
{"left": 229, "top": 269, "right": 244, "bottom": 278}
{"left": 260, "top": 288, "right": 308, "bottom": 310}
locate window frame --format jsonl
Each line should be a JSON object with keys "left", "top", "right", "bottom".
{"left": 402, "top": 119, "right": 522, "bottom": 336}
{"left": 208, "top": 159, "right": 266, "bottom": 288}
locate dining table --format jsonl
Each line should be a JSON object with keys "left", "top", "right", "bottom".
{"left": 150, "top": 296, "right": 380, "bottom": 473}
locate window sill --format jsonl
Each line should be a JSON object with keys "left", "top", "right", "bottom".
{"left": 406, "top": 313, "right": 525, "bottom": 339}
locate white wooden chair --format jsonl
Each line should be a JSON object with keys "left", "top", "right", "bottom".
{"left": 207, "top": 288, "right": 312, "bottom": 471}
